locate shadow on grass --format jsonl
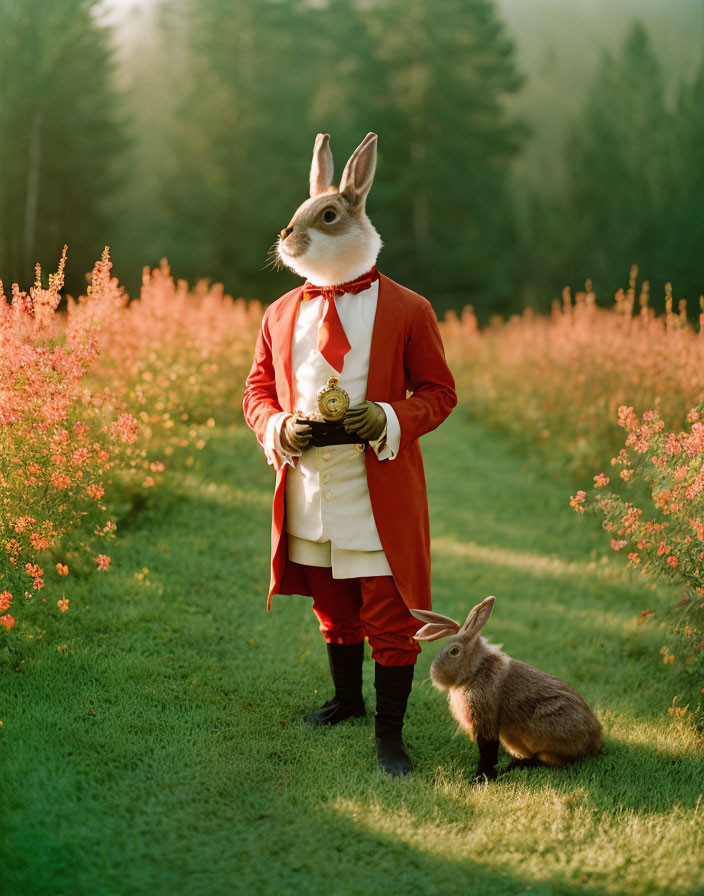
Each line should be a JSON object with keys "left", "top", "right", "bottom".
{"left": 419, "top": 736, "right": 704, "bottom": 815}
{"left": 2, "top": 798, "right": 647, "bottom": 896}
{"left": 224, "top": 800, "right": 630, "bottom": 896}
{"left": 271, "top": 690, "right": 704, "bottom": 818}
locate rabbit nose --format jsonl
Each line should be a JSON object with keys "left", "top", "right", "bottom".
{"left": 280, "top": 225, "right": 294, "bottom": 240}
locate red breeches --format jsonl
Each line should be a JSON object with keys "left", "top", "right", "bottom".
{"left": 294, "top": 563, "right": 421, "bottom": 667}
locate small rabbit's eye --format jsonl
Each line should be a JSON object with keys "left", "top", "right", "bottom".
{"left": 449, "top": 645, "right": 461, "bottom": 657}
{"left": 323, "top": 208, "right": 337, "bottom": 223}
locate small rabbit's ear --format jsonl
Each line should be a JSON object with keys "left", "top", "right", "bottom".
{"left": 410, "top": 608, "right": 461, "bottom": 642}
{"left": 339, "top": 132, "right": 377, "bottom": 209}
{"left": 459, "top": 596, "right": 496, "bottom": 639}
{"left": 310, "top": 133, "right": 334, "bottom": 198}
{"left": 414, "top": 622, "right": 461, "bottom": 642}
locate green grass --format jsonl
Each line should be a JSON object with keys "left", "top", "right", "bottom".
{"left": 2, "top": 411, "right": 703, "bottom": 896}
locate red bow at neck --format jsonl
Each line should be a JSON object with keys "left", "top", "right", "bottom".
{"left": 301, "top": 266, "right": 379, "bottom": 372}
{"left": 301, "top": 265, "right": 379, "bottom": 303}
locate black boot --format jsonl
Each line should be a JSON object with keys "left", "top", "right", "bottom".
{"left": 374, "top": 662, "right": 414, "bottom": 776}
{"left": 301, "top": 641, "right": 366, "bottom": 725}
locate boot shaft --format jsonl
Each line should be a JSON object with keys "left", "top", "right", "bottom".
{"left": 327, "top": 641, "right": 364, "bottom": 707}
{"left": 374, "top": 661, "right": 414, "bottom": 738}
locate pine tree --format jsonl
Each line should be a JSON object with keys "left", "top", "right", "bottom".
{"left": 655, "top": 58, "right": 704, "bottom": 306}
{"left": 0, "top": 0, "right": 125, "bottom": 293}
{"left": 160, "top": 0, "right": 320, "bottom": 299}
{"left": 548, "top": 22, "right": 670, "bottom": 301}
{"left": 160, "top": 0, "right": 526, "bottom": 312}
{"left": 361, "top": 0, "right": 527, "bottom": 316}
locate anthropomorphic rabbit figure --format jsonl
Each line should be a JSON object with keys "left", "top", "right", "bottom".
{"left": 413, "top": 597, "right": 602, "bottom": 781}
{"left": 243, "top": 133, "right": 457, "bottom": 776}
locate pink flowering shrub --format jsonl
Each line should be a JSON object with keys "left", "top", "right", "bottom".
{"left": 441, "top": 268, "right": 704, "bottom": 476}
{"left": 77, "top": 257, "right": 263, "bottom": 458}
{"left": 440, "top": 271, "right": 704, "bottom": 704}
{"left": 0, "top": 250, "right": 135, "bottom": 630}
{"left": 1, "top": 248, "right": 261, "bottom": 633}
{"left": 576, "top": 404, "right": 704, "bottom": 689}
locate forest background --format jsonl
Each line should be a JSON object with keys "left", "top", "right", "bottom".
{"left": 1, "top": 0, "right": 703, "bottom": 319}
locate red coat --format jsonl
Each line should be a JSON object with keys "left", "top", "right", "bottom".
{"left": 242, "top": 272, "right": 457, "bottom": 611}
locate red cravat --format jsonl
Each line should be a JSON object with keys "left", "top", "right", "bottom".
{"left": 301, "top": 266, "right": 379, "bottom": 372}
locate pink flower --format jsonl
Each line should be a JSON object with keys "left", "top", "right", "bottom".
{"left": 51, "top": 472, "right": 72, "bottom": 489}
{"left": 618, "top": 406, "right": 638, "bottom": 430}
{"left": 665, "top": 434, "right": 681, "bottom": 456}
{"left": 95, "top": 554, "right": 111, "bottom": 571}
{"left": 611, "top": 539, "right": 627, "bottom": 551}
{"left": 30, "top": 533, "right": 50, "bottom": 551}
{"left": 690, "top": 520, "right": 704, "bottom": 542}
{"left": 72, "top": 447, "right": 89, "bottom": 466}
{"left": 570, "top": 491, "right": 586, "bottom": 513}
{"left": 110, "top": 413, "right": 139, "bottom": 444}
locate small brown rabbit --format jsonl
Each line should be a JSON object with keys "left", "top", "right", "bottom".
{"left": 412, "top": 597, "right": 602, "bottom": 781}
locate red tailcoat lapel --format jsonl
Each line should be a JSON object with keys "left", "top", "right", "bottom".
{"left": 366, "top": 273, "right": 394, "bottom": 401}
{"left": 270, "top": 286, "right": 304, "bottom": 413}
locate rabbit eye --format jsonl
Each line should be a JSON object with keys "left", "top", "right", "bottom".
{"left": 323, "top": 209, "right": 337, "bottom": 223}
{"left": 449, "top": 645, "right": 461, "bottom": 657}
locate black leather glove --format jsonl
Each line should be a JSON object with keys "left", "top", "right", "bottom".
{"left": 342, "top": 401, "right": 386, "bottom": 441}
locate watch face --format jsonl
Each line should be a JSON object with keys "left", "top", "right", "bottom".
{"left": 317, "top": 377, "right": 350, "bottom": 421}
{"left": 320, "top": 391, "right": 347, "bottom": 420}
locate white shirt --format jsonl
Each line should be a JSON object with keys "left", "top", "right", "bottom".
{"left": 263, "top": 279, "right": 401, "bottom": 577}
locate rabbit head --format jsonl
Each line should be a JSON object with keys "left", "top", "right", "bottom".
{"left": 277, "top": 132, "right": 383, "bottom": 286}
{"left": 412, "top": 597, "right": 497, "bottom": 691}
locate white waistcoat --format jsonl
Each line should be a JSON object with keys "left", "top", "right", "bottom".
{"left": 263, "top": 280, "right": 401, "bottom": 578}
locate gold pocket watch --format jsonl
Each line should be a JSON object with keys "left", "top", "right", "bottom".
{"left": 316, "top": 376, "right": 350, "bottom": 422}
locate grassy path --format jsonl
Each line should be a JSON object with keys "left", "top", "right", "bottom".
{"left": 2, "top": 411, "right": 703, "bottom": 896}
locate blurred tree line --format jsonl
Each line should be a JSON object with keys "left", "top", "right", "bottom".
{"left": 0, "top": 0, "right": 702, "bottom": 319}
{"left": 0, "top": 0, "right": 124, "bottom": 293}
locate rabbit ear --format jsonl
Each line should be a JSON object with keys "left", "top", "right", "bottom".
{"left": 310, "top": 133, "right": 334, "bottom": 198}
{"left": 339, "top": 132, "right": 377, "bottom": 209}
{"left": 410, "top": 608, "right": 461, "bottom": 642}
{"left": 413, "top": 622, "right": 462, "bottom": 642}
{"left": 459, "top": 596, "right": 496, "bottom": 639}
{"left": 410, "top": 608, "right": 461, "bottom": 629}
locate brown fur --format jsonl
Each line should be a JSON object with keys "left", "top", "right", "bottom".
{"left": 419, "top": 598, "right": 602, "bottom": 770}
{"left": 281, "top": 193, "right": 356, "bottom": 254}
